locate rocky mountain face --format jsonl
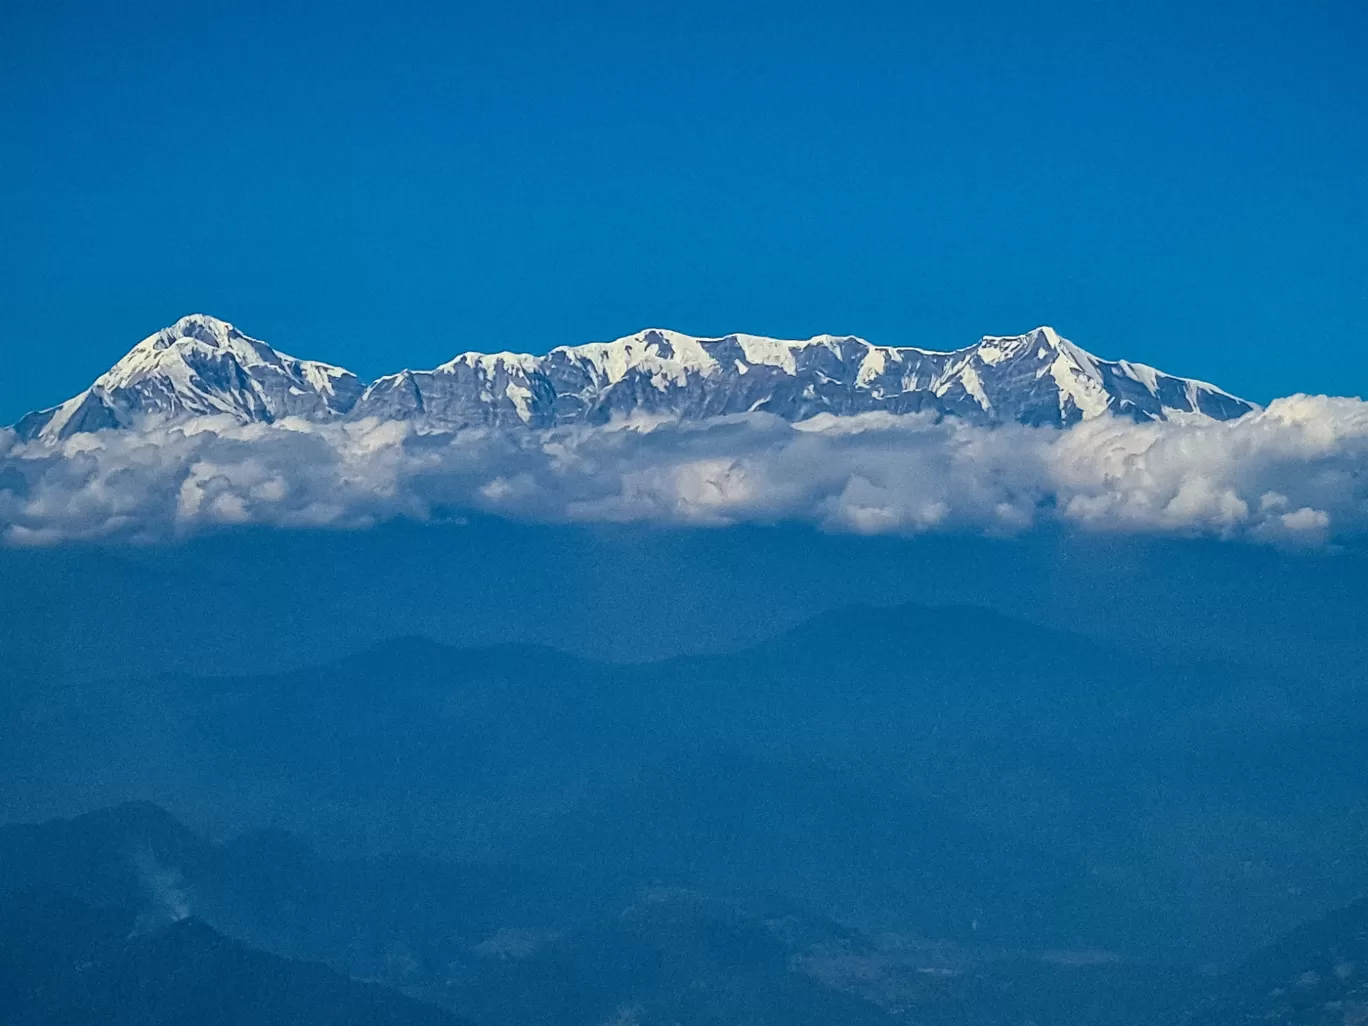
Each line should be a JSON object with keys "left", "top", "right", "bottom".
{"left": 11, "top": 315, "right": 1254, "bottom": 442}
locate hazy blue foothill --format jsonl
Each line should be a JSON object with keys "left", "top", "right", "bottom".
{"left": 2, "top": 521, "right": 1365, "bottom": 681}
{"left": 0, "top": 800, "right": 1347, "bottom": 1026}
{"left": 1, "top": 526, "right": 1367, "bottom": 1026}
{"left": 0, "top": 886, "right": 472, "bottom": 1026}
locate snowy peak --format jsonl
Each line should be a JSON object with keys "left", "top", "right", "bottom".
{"left": 139, "top": 312, "right": 245, "bottom": 351}
{"left": 347, "top": 323, "right": 1255, "bottom": 429}
{"left": 945, "top": 326, "right": 1251, "bottom": 424}
{"left": 11, "top": 316, "right": 1257, "bottom": 442}
{"left": 99, "top": 315, "right": 278, "bottom": 392}
{"left": 15, "top": 315, "right": 363, "bottom": 442}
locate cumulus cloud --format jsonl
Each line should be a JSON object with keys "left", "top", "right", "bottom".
{"left": 1, "top": 396, "right": 1366, "bottom": 546}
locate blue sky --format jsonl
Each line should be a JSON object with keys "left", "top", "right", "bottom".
{"left": 2, "top": 0, "right": 1365, "bottom": 421}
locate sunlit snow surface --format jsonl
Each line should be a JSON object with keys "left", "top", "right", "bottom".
{"left": 2, "top": 315, "right": 1362, "bottom": 546}
{"left": 14, "top": 315, "right": 1252, "bottom": 445}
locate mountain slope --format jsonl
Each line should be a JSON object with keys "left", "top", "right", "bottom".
{"left": 1190, "top": 897, "right": 1368, "bottom": 1025}
{"left": 0, "top": 887, "right": 469, "bottom": 1026}
{"left": 11, "top": 316, "right": 1254, "bottom": 441}
{"left": 14, "top": 314, "right": 362, "bottom": 442}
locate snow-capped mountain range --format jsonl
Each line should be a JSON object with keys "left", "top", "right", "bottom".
{"left": 12, "top": 314, "right": 1254, "bottom": 442}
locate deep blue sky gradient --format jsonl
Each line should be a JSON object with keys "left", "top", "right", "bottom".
{"left": 3, "top": 0, "right": 1365, "bottom": 420}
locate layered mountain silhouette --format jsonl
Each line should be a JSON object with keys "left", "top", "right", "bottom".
{"left": 4, "top": 800, "right": 1366, "bottom": 1025}
{"left": 3, "top": 602, "right": 1362, "bottom": 969}
{"left": 0, "top": 802, "right": 1197, "bottom": 1026}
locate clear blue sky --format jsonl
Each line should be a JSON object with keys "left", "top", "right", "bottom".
{"left": 3, "top": 0, "right": 1365, "bottom": 420}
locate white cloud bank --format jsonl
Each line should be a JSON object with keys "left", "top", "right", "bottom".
{"left": 1, "top": 395, "right": 1366, "bottom": 546}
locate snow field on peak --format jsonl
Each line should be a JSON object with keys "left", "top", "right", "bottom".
{"left": 11, "top": 317, "right": 1257, "bottom": 445}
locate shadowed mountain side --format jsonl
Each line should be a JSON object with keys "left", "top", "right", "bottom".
{"left": 1186, "top": 897, "right": 1368, "bottom": 1025}
{"left": 0, "top": 887, "right": 469, "bottom": 1026}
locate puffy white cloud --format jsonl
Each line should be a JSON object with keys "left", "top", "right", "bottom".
{"left": 1, "top": 396, "right": 1366, "bottom": 546}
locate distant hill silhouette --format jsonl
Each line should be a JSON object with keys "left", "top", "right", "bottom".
{"left": 0, "top": 886, "right": 468, "bottom": 1026}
